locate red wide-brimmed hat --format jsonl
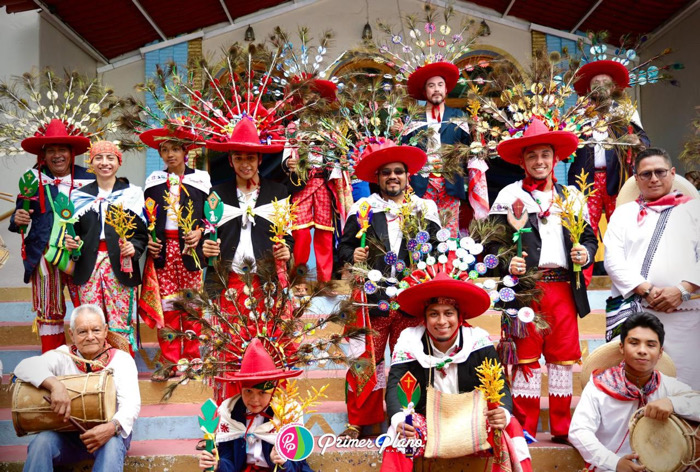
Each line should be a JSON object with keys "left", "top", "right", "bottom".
{"left": 139, "top": 126, "right": 200, "bottom": 151}
{"left": 496, "top": 118, "right": 579, "bottom": 165}
{"left": 205, "top": 117, "right": 284, "bottom": 154}
{"left": 218, "top": 338, "right": 302, "bottom": 384}
{"left": 353, "top": 139, "right": 427, "bottom": 182}
{"left": 21, "top": 119, "right": 91, "bottom": 156}
{"left": 407, "top": 62, "right": 460, "bottom": 101}
{"left": 397, "top": 271, "right": 491, "bottom": 320}
{"left": 573, "top": 60, "right": 630, "bottom": 96}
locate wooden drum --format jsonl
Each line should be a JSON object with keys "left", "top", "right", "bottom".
{"left": 12, "top": 370, "right": 116, "bottom": 437}
{"left": 629, "top": 408, "right": 700, "bottom": 472}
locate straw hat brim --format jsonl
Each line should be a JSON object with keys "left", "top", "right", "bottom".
{"left": 580, "top": 341, "right": 677, "bottom": 389}
{"left": 354, "top": 146, "right": 427, "bottom": 182}
{"left": 616, "top": 174, "right": 700, "bottom": 207}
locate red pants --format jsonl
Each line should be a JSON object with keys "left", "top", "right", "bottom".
{"left": 155, "top": 234, "right": 203, "bottom": 366}
{"left": 346, "top": 311, "right": 421, "bottom": 426}
{"left": 292, "top": 176, "right": 335, "bottom": 282}
{"left": 583, "top": 170, "right": 617, "bottom": 285}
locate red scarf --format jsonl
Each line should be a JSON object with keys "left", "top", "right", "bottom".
{"left": 430, "top": 106, "right": 441, "bottom": 123}
{"left": 636, "top": 191, "right": 692, "bottom": 224}
{"left": 522, "top": 173, "right": 557, "bottom": 193}
{"left": 592, "top": 362, "right": 660, "bottom": 406}
{"left": 69, "top": 345, "right": 116, "bottom": 373}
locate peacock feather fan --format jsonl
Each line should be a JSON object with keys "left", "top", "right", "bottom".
{"left": 0, "top": 68, "right": 117, "bottom": 156}
{"left": 158, "top": 254, "right": 369, "bottom": 401}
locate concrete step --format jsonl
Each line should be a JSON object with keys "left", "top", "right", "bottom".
{"left": 0, "top": 307, "right": 609, "bottom": 349}
{"left": 0, "top": 393, "right": 583, "bottom": 447}
{"left": 0, "top": 433, "right": 586, "bottom": 471}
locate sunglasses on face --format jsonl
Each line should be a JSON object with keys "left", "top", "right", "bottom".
{"left": 637, "top": 169, "right": 670, "bottom": 181}
{"left": 378, "top": 167, "right": 406, "bottom": 177}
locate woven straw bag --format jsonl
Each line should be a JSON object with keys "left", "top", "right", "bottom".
{"left": 424, "top": 385, "right": 490, "bottom": 459}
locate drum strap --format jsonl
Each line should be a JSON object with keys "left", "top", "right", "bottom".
{"left": 66, "top": 345, "right": 115, "bottom": 373}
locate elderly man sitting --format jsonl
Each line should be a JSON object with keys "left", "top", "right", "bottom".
{"left": 14, "top": 304, "right": 140, "bottom": 472}
{"left": 380, "top": 272, "right": 532, "bottom": 471}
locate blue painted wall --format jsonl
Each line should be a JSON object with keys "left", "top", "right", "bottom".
{"left": 143, "top": 42, "right": 189, "bottom": 177}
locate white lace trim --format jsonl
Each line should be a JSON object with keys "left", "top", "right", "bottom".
{"left": 547, "top": 363, "right": 573, "bottom": 397}
{"left": 38, "top": 324, "right": 65, "bottom": 336}
{"left": 512, "top": 367, "right": 541, "bottom": 399}
{"left": 374, "top": 361, "right": 387, "bottom": 390}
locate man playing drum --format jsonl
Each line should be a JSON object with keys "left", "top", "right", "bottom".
{"left": 13, "top": 304, "right": 140, "bottom": 472}
{"left": 569, "top": 312, "right": 700, "bottom": 472}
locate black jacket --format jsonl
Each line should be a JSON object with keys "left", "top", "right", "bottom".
{"left": 143, "top": 167, "right": 207, "bottom": 271}
{"left": 72, "top": 180, "right": 148, "bottom": 287}
{"left": 402, "top": 106, "right": 472, "bottom": 201}
{"left": 568, "top": 120, "right": 650, "bottom": 196}
{"left": 490, "top": 183, "right": 598, "bottom": 317}
{"left": 8, "top": 165, "right": 94, "bottom": 283}
{"left": 337, "top": 199, "right": 441, "bottom": 317}
{"left": 206, "top": 178, "right": 293, "bottom": 281}
{"left": 386, "top": 331, "right": 513, "bottom": 420}
{"left": 216, "top": 398, "right": 313, "bottom": 472}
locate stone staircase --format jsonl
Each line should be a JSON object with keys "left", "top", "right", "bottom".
{"left": 0, "top": 279, "right": 613, "bottom": 471}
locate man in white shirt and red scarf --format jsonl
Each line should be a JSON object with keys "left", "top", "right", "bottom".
{"left": 489, "top": 118, "right": 598, "bottom": 442}
{"left": 604, "top": 147, "right": 700, "bottom": 389}
{"left": 14, "top": 304, "right": 141, "bottom": 472}
{"left": 569, "top": 312, "right": 700, "bottom": 472}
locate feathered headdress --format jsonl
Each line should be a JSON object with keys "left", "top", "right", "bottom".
{"left": 574, "top": 31, "right": 683, "bottom": 95}
{"left": 373, "top": 2, "right": 490, "bottom": 99}
{"left": 157, "top": 256, "right": 368, "bottom": 400}
{"left": 463, "top": 47, "right": 642, "bottom": 163}
{"left": 349, "top": 216, "right": 543, "bottom": 371}
{"left": 268, "top": 26, "right": 340, "bottom": 103}
{"left": 680, "top": 106, "right": 700, "bottom": 171}
{"left": 0, "top": 68, "right": 117, "bottom": 157}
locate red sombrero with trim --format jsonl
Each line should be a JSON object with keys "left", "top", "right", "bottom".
{"left": 574, "top": 60, "right": 630, "bottom": 96}
{"left": 496, "top": 118, "right": 579, "bottom": 165}
{"left": 397, "top": 271, "right": 491, "bottom": 320}
{"left": 139, "top": 127, "right": 200, "bottom": 151}
{"left": 21, "top": 119, "right": 91, "bottom": 156}
{"left": 205, "top": 117, "right": 284, "bottom": 154}
{"left": 353, "top": 139, "right": 427, "bottom": 183}
{"left": 217, "top": 338, "right": 302, "bottom": 384}
{"left": 407, "top": 62, "right": 460, "bottom": 101}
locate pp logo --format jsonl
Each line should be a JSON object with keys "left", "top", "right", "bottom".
{"left": 276, "top": 424, "right": 314, "bottom": 461}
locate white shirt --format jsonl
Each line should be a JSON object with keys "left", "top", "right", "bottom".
{"left": 530, "top": 188, "right": 569, "bottom": 269}
{"left": 97, "top": 188, "right": 110, "bottom": 240}
{"left": 231, "top": 188, "right": 259, "bottom": 274}
{"left": 604, "top": 199, "right": 700, "bottom": 307}
{"left": 13, "top": 345, "right": 141, "bottom": 437}
{"left": 490, "top": 181, "right": 591, "bottom": 269}
{"left": 569, "top": 373, "right": 700, "bottom": 471}
{"left": 164, "top": 175, "right": 181, "bottom": 231}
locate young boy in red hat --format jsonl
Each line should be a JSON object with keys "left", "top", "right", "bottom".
{"left": 489, "top": 118, "right": 598, "bottom": 442}
{"left": 382, "top": 272, "right": 532, "bottom": 471}
{"left": 10, "top": 119, "right": 95, "bottom": 351}
{"left": 139, "top": 126, "right": 211, "bottom": 381}
{"left": 197, "top": 339, "right": 314, "bottom": 472}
